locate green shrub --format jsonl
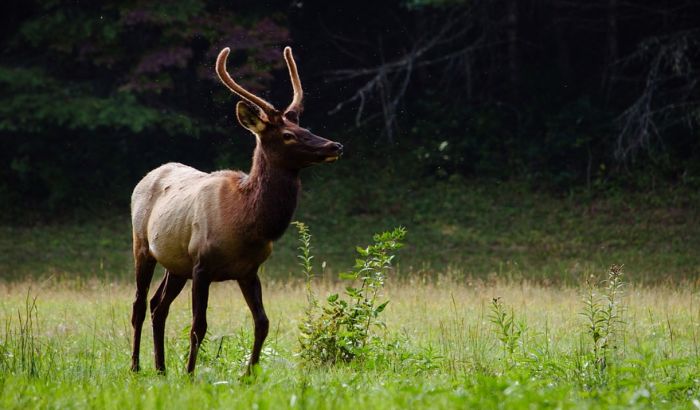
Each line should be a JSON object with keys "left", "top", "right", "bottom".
{"left": 296, "top": 224, "right": 406, "bottom": 365}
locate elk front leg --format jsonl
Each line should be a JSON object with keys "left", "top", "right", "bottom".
{"left": 150, "top": 271, "right": 187, "bottom": 373}
{"left": 131, "top": 246, "right": 156, "bottom": 372}
{"left": 186, "top": 269, "right": 210, "bottom": 374}
{"left": 238, "top": 273, "right": 269, "bottom": 375}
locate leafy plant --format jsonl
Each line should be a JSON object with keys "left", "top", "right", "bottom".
{"left": 580, "top": 264, "right": 626, "bottom": 373}
{"left": 298, "top": 225, "right": 406, "bottom": 365}
{"left": 292, "top": 221, "right": 317, "bottom": 307}
{"left": 488, "top": 297, "right": 525, "bottom": 364}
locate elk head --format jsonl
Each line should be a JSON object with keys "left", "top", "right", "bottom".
{"left": 216, "top": 47, "right": 343, "bottom": 169}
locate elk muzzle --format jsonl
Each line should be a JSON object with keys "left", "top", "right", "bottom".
{"left": 322, "top": 142, "right": 343, "bottom": 162}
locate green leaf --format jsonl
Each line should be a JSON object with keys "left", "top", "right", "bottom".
{"left": 375, "top": 301, "right": 389, "bottom": 313}
{"left": 339, "top": 271, "right": 357, "bottom": 280}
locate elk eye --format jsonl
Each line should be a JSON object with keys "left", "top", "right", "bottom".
{"left": 282, "top": 132, "right": 295, "bottom": 142}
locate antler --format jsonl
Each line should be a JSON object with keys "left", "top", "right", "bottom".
{"left": 283, "top": 47, "right": 304, "bottom": 116}
{"left": 216, "top": 48, "right": 278, "bottom": 117}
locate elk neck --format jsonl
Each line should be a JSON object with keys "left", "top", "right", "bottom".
{"left": 242, "top": 144, "right": 301, "bottom": 241}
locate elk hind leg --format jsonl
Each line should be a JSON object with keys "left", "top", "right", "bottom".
{"left": 131, "top": 237, "right": 156, "bottom": 372}
{"left": 186, "top": 269, "right": 210, "bottom": 374}
{"left": 150, "top": 271, "right": 187, "bottom": 373}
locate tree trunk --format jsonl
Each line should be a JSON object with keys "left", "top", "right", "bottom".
{"left": 603, "top": 0, "right": 619, "bottom": 90}
{"left": 552, "top": 0, "right": 572, "bottom": 85}
{"left": 507, "top": 0, "right": 519, "bottom": 99}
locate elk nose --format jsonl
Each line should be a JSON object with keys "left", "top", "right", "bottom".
{"left": 333, "top": 142, "right": 343, "bottom": 154}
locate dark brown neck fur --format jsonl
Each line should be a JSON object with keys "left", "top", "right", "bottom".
{"left": 242, "top": 144, "right": 300, "bottom": 241}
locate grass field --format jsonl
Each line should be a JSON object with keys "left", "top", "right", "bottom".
{"left": 1, "top": 172, "right": 699, "bottom": 408}
{"left": 2, "top": 168, "right": 700, "bottom": 283}
{"left": 1, "top": 275, "right": 699, "bottom": 409}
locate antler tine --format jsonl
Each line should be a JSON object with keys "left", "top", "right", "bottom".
{"left": 283, "top": 46, "right": 303, "bottom": 114}
{"left": 216, "top": 48, "right": 277, "bottom": 116}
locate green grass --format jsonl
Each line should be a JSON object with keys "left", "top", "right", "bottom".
{"left": 1, "top": 277, "right": 699, "bottom": 409}
{"left": 1, "top": 159, "right": 699, "bottom": 407}
{"left": 2, "top": 161, "right": 699, "bottom": 283}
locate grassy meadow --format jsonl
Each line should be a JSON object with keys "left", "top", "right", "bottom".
{"left": 1, "top": 277, "right": 700, "bottom": 408}
{"left": 1, "top": 171, "right": 700, "bottom": 408}
{"left": 2, "top": 161, "right": 700, "bottom": 283}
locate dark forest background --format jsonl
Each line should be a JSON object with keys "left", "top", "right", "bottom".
{"left": 1, "top": 0, "right": 699, "bottom": 217}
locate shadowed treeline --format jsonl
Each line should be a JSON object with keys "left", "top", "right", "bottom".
{"left": 1, "top": 0, "right": 699, "bottom": 216}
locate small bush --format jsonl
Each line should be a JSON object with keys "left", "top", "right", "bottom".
{"left": 296, "top": 224, "right": 406, "bottom": 365}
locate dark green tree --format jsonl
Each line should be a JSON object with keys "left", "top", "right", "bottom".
{"left": 0, "top": 0, "right": 289, "bottom": 212}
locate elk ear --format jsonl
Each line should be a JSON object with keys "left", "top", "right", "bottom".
{"left": 284, "top": 110, "right": 299, "bottom": 124}
{"left": 236, "top": 101, "right": 267, "bottom": 133}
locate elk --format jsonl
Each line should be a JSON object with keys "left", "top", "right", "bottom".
{"left": 130, "top": 46, "right": 342, "bottom": 375}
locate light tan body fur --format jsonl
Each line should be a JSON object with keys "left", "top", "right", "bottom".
{"left": 131, "top": 162, "right": 270, "bottom": 281}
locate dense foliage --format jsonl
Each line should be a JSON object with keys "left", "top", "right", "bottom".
{"left": 0, "top": 0, "right": 289, "bottom": 211}
{"left": 1, "top": 0, "right": 699, "bottom": 214}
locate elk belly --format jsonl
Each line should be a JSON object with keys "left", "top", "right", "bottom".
{"left": 147, "top": 200, "right": 196, "bottom": 276}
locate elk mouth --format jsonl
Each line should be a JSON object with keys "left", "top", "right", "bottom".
{"left": 322, "top": 142, "right": 343, "bottom": 162}
{"left": 324, "top": 150, "right": 342, "bottom": 162}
